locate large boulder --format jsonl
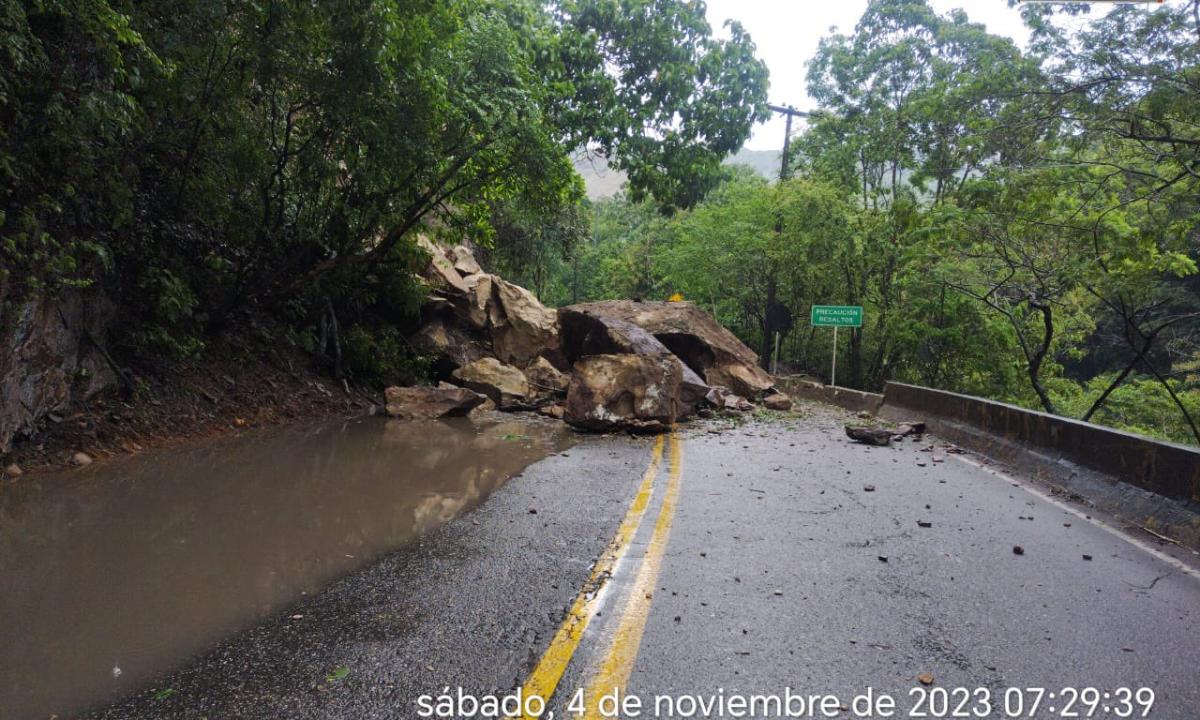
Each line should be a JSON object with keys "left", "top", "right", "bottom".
{"left": 457, "top": 273, "right": 499, "bottom": 331}
{"left": 564, "top": 354, "right": 684, "bottom": 432}
{"left": 384, "top": 386, "right": 487, "bottom": 420}
{"left": 451, "top": 357, "right": 529, "bottom": 409}
{"left": 560, "top": 300, "right": 774, "bottom": 398}
{"left": 559, "top": 307, "right": 670, "bottom": 359}
{"left": 707, "top": 362, "right": 774, "bottom": 400}
{"left": 558, "top": 305, "right": 709, "bottom": 411}
{"left": 491, "top": 278, "right": 560, "bottom": 367}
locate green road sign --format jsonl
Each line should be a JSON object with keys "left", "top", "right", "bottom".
{"left": 810, "top": 305, "right": 863, "bottom": 328}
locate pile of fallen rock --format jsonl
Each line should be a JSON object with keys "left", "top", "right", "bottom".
{"left": 383, "top": 238, "right": 792, "bottom": 432}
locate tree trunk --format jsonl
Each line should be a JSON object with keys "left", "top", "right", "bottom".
{"left": 1027, "top": 300, "right": 1057, "bottom": 415}
{"left": 759, "top": 273, "right": 776, "bottom": 371}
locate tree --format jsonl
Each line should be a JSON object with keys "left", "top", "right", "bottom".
{"left": 1016, "top": 0, "right": 1200, "bottom": 437}
{"left": 938, "top": 172, "right": 1095, "bottom": 414}
{"left": 0, "top": 0, "right": 769, "bottom": 378}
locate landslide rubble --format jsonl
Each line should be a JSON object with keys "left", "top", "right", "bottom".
{"left": 384, "top": 238, "right": 791, "bottom": 431}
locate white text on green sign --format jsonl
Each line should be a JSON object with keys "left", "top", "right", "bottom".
{"left": 810, "top": 305, "right": 863, "bottom": 327}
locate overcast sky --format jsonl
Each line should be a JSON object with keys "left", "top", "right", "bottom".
{"left": 704, "top": 1, "right": 1033, "bottom": 151}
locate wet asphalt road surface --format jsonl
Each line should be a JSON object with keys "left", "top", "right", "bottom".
{"left": 88, "top": 403, "right": 1200, "bottom": 719}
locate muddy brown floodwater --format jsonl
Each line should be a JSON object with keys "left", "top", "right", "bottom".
{"left": 0, "top": 413, "right": 573, "bottom": 720}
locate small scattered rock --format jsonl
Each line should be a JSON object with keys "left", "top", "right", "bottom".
{"left": 877, "top": 555, "right": 889, "bottom": 563}
{"left": 1082, "top": 554, "right": 1093, "bottom": 561}
{"left": 863, "top": 484, "right": 876, "bottom": 492}
{"left": 537, "top": 404, "right": 565, "bottom": 419}
{"left": 72, "top": 452, "right": 93, "bottom": 467}
{"left": 917, "top": 520, "right": 933, "bottom": 528}
{"left": 845, "top": 425, "right": 892, "bottom": 446}
{"left": 917, "top": 672, "right": 935, "bottom": 686}
{"left": 4, "top": 463, "right": 22, "bottom": 478}
{"left": 1012, "top": 545, "right": 1025, "bottom": 555}
{"left": 762, "top": 392, "right": 793, "bottom": 411}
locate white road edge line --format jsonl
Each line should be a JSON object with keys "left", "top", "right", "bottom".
{"left": 951, "top": 453, "right": 1200, "bottom": 584}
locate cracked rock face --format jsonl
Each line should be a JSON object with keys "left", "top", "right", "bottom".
{"left": 0, "top": 288, "right": 116, "bottom": 453}
{"left": 564, "top": 354, "right": 684, "bottom": 432}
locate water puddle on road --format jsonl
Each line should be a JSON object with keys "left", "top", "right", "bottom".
{"left": 0, "top": 414, "right": 573, "bottom": 720}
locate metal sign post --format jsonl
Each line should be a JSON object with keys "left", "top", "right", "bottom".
{"left": 810, "top": 305, "right": 864, "bottom": 388}
{"left": 832, "top": 326, "right": 838, "bottom": 388}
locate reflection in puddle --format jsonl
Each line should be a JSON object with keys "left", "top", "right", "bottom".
{"left": 0, "top": 415, "right": 572, "bottom": 720}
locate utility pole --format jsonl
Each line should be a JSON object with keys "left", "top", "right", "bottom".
{"left": 760, "top": 104, "right": 810, "bottom": 372}
{"left": 766, "top": 104, "right": 809, "bottom": 182}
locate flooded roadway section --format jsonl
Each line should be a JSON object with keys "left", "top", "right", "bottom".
{"left": 0, "top": 414, "right": 572, "bottom": 720}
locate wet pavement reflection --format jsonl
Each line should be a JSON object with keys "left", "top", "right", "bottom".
{"left": 0, "top": 414, "right": 572, "bottom": 720}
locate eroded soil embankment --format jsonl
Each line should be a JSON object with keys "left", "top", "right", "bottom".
{"left": 1, "top": 338, "right": 377, "bottom": 476}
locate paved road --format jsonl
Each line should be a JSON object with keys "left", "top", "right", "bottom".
{"left": 93, "top": 403, "right": 1200, "bottom": 719}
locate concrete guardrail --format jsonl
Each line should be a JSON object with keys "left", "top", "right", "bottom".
{"left": 881, "top": 382, "right": 1200, "bottom": 505}
{"left": 779, "top": 377, "right": 1200, "bottom": 547}
{"left": 778, "top": 378, "right": 884, "bottom": 415}
{"left": 878, "top": 381, "right": 1200, "bottom": 548}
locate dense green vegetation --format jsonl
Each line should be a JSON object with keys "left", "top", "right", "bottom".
{"left": 0, "top": 0, "right": 767, "bottom": 377}
{"left": 5, "top": 0, "right": 1199, "bottom": 445}
{"left": 508, "top": 1, "right": 1200, "bottom": 445}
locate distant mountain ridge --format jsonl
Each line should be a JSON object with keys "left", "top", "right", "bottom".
{"left": 575, "top": 147, "right": 781, "bottom": 200}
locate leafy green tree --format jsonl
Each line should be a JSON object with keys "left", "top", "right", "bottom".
{"left": 0, "top": 0, "right": 157, "bottom": 294}
{"left": 1, "top": 0, "right": 768, "bottom": 381}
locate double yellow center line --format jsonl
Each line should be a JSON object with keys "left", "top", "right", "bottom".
{"left": 511, "top": 431, "right": 684, "bottom": 720}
